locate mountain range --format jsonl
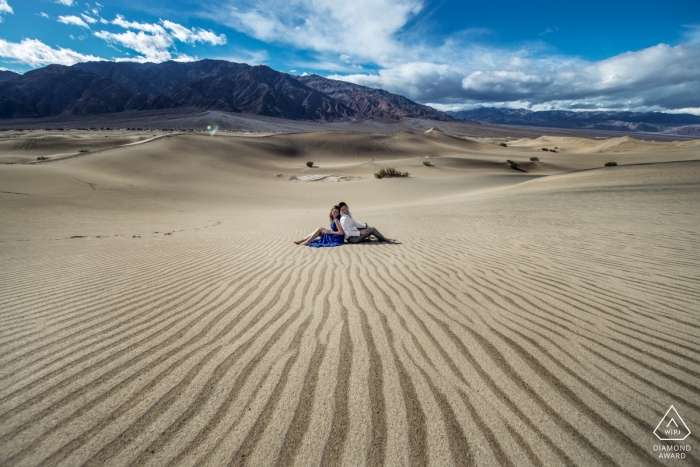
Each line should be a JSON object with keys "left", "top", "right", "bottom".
{"left": 0, "top": 60, "right": 456, "bottom": 122}
{"left": 3, "top": 60, "right": 699, "bottom": 134}
{"left": 448, "top": 108, "right": 700, "bottom": 134}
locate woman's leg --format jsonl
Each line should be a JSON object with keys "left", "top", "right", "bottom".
{"left": 295, "top": 227, "right": 324, "bottom": 245}
{"left": 294, "top": 230, "right": 314, "bottom": 244}
{"left": 300, "top": 227, "right": 325, "bottom": 245}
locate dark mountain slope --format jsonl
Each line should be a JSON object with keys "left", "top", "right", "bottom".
{"left": 74, "top": 59, "right": 251, "bottom": 95}
{"left": 168, "top": 66, "right": 354, "bottom": 120}
{"left": 297, "top": 74, "right": 457, "bottom": 121}
{"left": 0, "top": 65, "right": 137, "bottom": 118}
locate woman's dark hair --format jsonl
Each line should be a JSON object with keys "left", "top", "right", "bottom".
{"left": 338, "top": 202, "right": 347, "bottom": 209}
{"left": 329, "top": 205, "right": 340, "bottom": 221}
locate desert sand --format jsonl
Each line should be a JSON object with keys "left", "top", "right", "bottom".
{"left": 1, "top": 128, "right": 699, "bottom": 466}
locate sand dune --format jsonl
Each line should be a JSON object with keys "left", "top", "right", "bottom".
{"left": 1, "top": 130, "right": 699, "bottom": 466}
{"left": 510, "top": 134, "right": 700, "bottom": 154}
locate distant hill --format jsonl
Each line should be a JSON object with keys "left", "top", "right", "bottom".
{"left": 0, "top": 60, "right": 449, "bottom": 122}
{"left": 448, "top": 108, "right": 700, "bottom": 133}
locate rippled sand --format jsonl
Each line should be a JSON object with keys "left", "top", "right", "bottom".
{"left": 1, "top": 130, "right": 699, "bottom": 466}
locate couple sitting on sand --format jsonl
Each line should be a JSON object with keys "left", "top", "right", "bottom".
{"left": 294, "top": 202, "right": 397, "bottom": 248}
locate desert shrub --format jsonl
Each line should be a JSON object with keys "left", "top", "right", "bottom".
{"left": 530, "top": 156, "right": 540, "bottom": 162}
{"left": 605, "top": 161, "right": 618, "bottom": 167}
{"left": 507, "top": 160, "right": 528, "bottom": 172}
{"left": 541, "top": 147, "right": 548, "bottom": 151}
{"left": 79, "top": 149, "right": 89, "bottom": 153}
{"left": 37, "top": 156, "right": 48, "bottom": 160}
{"left": 500, "top": 142, "right": 507, "bottom": 147}
{"left": 306, "top": 161, "right": 313, "bottom": 167}
{"left": 549, "top": 149, "right": 557, "bottom": 152}
{"left": 423, "top": 161, "right": 433, "bottom": 167}
{"left": 375, "top": 167, "right": 409, "bottom": 179}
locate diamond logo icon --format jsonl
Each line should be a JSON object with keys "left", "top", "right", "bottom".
{"left": 654, "top": 406, "right": 691, "bottom": 441}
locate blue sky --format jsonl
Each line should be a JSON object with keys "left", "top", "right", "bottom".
{"left": 1, "top": 0, "right": 699, "bottom": 113}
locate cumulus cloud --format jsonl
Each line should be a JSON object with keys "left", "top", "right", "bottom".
{"left": 331, "top": 42, "right": 700, "bottom": 111}
{"left": 81, "top": 14, "right": 97, "bottom": 24}
{"left": 40, "top": 12, "right": 49, "bottom": 18}
{"left": 340, "top": 32, "right": 700, "bottom": 111}
{"left": 58, "top": 15, "right": 90, "bottom": 28}
{"left": 94, "top": 15, "right": 226, "bottom": 63}
{"left": 55, "top": 0, "right": 74, "bottom": 5}
{"left": 454, "top": 43, "right": 700, "bottom": 109}
{"left": 0, "top": 38, "right": 103, "bottom": 67}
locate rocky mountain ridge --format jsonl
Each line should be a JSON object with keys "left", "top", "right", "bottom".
{"left": 0, "top": 60, "right": 452, "bottom": 122}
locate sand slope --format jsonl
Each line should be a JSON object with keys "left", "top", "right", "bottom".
{"left": 1, "top": 131, "right": 699, "bottom": 466}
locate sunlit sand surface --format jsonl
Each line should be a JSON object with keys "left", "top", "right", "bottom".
{"left": 1, "top": 129, "right": 699, "bottom": 466}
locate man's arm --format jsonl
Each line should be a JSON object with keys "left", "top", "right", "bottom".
{"left": 351, "top": 217, "right": 367, "bottom": 229}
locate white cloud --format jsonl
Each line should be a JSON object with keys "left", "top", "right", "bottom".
{"left": 40, "top": 12, "right": 49, "bottom": 18}
{"left": 0, "top": 38, "right": 103, "bottom": 67}
{"left": 111, "top": 14, "right": 166, "bottom": 34}
{"left": 219, "top": 0, "right": 422, "bottom": 61}
{"left": 162, "top": 20, "right": 226, "bottom": 45}
{"left": 95, "top": 29, "right": 173, "bottom": 62}
{"left": 0, "top": 0, "right": 12, "bottom": 14}
{"left": 81, "top": 14, "right": 97, "bottom": 24}
{"left": 0, "top": 0, "right": 12, "bottom": 21}
{"left": 94, "top": 15, "right": 226, "bottom": 63}
{"left": 331, "top": 34, "right": 700, "bottom": 111}
{"left": 454, "top": 43, "right": 700, "bottom": 109}
{"left": 55, "top": 0, "right": 74, "bottom": 5}
{"left": 58, "top": 15, "right": 90, "bottom": 28}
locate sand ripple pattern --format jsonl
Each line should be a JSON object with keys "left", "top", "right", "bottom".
{"left": 1, "top": 169, "right": 699, "bottom": 466}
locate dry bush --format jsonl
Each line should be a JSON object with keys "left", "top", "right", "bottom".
{"left": 375, "top": 167, "right": 409, "bottom": 179}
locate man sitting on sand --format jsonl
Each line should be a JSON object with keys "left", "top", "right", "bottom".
{"left": 338, "top": 202, "right": 396, "bottom": 244}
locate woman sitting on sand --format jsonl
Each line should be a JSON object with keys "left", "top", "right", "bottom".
{"left": 294, "top": 205, "right": 345, "bottom": 247}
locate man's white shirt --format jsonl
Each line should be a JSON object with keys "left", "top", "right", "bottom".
{"left": 340, "top": 213, "right": 366, "bottom": 239}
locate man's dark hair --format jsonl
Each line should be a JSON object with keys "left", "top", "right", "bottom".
{"left": 338, "top": 202, "right": 347, "bottom": 209}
